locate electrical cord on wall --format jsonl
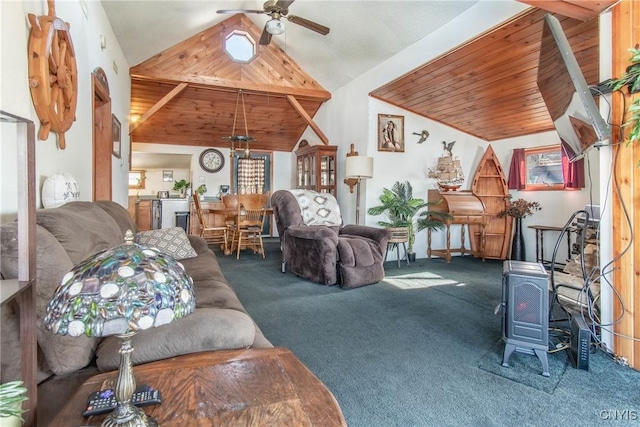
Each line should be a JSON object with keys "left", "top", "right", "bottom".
{"left": 547, "top": 109, "right": 638, "bottom": 365}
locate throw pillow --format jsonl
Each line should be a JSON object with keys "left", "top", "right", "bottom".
{"left": 41, "top": 173, "right": 80, "bottom": 208}
{"left": 136, "top": 227, "right": 197, "bottom": 260}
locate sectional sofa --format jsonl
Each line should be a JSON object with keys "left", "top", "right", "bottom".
{"left": 0, "top": 200, "right": 271, "bottom": 425}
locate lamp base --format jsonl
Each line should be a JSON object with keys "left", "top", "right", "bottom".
{"left": 101, "top": 403, "right": 158, "bottom": 427}
{"left": 103, "top": 333, "right": 158, "bottom": 427}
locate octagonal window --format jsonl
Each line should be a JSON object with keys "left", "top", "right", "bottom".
{"left": 224, "top": 30, "right": 256, "bottom": 63}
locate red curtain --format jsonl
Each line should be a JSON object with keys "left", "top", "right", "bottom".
{"left": 507, "top": 148, "right": 526, "bottom": 190}
{"left": 507, "top": 145, "right": 585, "bottom": 190}
{"left": 560, "top": 141, "right": 585, "bottom": 189}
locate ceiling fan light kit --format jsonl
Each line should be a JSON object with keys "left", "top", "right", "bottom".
{"left": 266, "top": 18, "right": 285, "bottom": 35}
{"left": 217, "top": 0, "right": 329, "bottom": 45}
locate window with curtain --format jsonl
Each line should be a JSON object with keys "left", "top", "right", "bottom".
{"left": 507, "top": 144, "right": 584, "bottom": 190}
{"left": 237, "top": 157, "right": 266, "bottom": 194}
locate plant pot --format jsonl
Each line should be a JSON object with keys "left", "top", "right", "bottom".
{"left": 510, "top": 217, "right": 526, "bottom": 261}
{"left": 407, "top": 252, "right": 417, "bottom": 263}
{"left": 0, "top": 414, "right": 22, "bottom": 427}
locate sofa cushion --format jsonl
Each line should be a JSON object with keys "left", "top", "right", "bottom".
{"left": 136, "top": 227, "right": 197, "bottom": 260}
{"left": 193, "top": 278, "right": 249, "bottom": 312}
{"left": 95, "top": 308, "right": 255, "bottom": 371}
{"left": 36, "top": 202, "right": 125, "bottom": 265}
{"left": 94, "top": 200, "right": 137, "bottom": 236}
{"left": 0, "top": 222, "right": 99, "bottom": 377}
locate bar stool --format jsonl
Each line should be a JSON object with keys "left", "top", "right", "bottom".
{"left": 384, "top": 227, "right": 409, "bottom": 268}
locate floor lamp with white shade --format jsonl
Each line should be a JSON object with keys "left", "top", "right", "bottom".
{"left": 345, "top": 155, "right": 373, "bottom": 224}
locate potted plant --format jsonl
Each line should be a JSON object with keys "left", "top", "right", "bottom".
{"left": 367, "top": 181, "right": 447, "bottom": 262}
{"left": 172, "top": 179, "right": 191, "bottom": 197}
{"left": 608, "top": 47, "right": 640, "bottom": 163}
{"left": 195, "top": 184, "right": 207, "bottom": 200}
{"left": 497, "top": 196, "right": 541, "bottom": 261}
{"left": 0, "top": 380, "right": 28, "bottom": 426}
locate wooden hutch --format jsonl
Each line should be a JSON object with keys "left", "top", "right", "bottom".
{"left": 295, "top": 144, "right": 338, "bottom": 195}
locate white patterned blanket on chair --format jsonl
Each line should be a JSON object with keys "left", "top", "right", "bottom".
{"left": 287, "top": 190, "right": 343, "bottom": 226}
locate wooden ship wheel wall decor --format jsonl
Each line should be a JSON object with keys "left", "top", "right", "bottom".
{"left": 27, "top": 0, "right": 78, "bottom": 149}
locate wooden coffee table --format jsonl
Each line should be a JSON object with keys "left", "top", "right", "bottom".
{"left": 51, "top": 347, "right": 346, "bottom": 426}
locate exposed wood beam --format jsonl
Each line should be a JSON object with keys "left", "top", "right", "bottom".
{"left": 286, "top": 95, "right": 329, "bottom": 145}
{"left": 130, "top": 73, "right": 331, "bottom": 102}
{"left": 517, "top": 0, "right": 618, "bottom": 21}
{"left": 129, "top": 82, "right": 188, "bottom": 134}
{"left": 612, "top": 0, "right": 640, "bottom": 370}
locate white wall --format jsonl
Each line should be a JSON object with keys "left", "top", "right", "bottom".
{"left": 0, "top": 0, "right": 131, "bottom": 219}
{"left": 310, "top": 0, "right": 604, "bottom": 263}
{"left": 132, "top": 143, "right": 293, "bottom": 204}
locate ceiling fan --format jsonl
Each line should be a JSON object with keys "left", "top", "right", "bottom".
{"left": 217, "top": 0, "right": 330, "bottom": 45}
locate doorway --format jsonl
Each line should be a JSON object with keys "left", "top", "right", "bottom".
{"left": 92, "top": 68, "right": 112, "bottom": 201}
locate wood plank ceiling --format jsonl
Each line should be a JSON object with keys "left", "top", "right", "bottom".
{"left": 129, "top": 14, "right": 330, "bottom": 153}
{"left": 130, "top": 2, "right": 616, "bottom": 150}
{"left": 369, "top": 8, "right": 603, "bottom": 142}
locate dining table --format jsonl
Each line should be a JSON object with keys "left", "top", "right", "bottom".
{"left": 206, "top": 206, "right": 274, "bottom": 255}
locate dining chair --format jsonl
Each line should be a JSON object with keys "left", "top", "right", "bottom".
{"left": 193, "top": 196, "right": 228, "bottom": 250}
{"left": 222, "top": 194, "right": 239, "bottom": 244}
{"left": 232, "top": 193, "right": 268, "bottom": 259}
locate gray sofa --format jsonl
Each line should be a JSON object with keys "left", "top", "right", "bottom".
{"left": 0, "top": 201, "right": 271, "bottom": 425}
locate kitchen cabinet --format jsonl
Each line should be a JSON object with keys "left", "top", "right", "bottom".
{"left": 135, "top": 200, "right": 153, "bottom": 231}
{"left": 295, "top": 144, "right": 337, "bottom": 195}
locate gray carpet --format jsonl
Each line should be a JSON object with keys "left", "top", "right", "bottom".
{"left": 216, "top": 240, "right": 640, "bottom": 427}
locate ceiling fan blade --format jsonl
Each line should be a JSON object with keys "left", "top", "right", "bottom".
{"left": 287, "top": 15, "right": 330, "bottom": 35}
{"left": 275, "top": 0, "right": 295, "bottom": 11}
{"left": 216, "top": 9, "right": 266, "bottom": 14}
{"left": 259, "top": 25, "right": 272, "bottom": 45}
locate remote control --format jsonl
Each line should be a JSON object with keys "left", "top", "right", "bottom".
{"left": 82, "top": 384, "right": 162, "bottom": 417}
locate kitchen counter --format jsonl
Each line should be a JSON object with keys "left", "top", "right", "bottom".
{"left": 133, "top": 196, "right": 221, "bottom": 202}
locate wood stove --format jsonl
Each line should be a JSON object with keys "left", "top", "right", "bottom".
{"left": 500, "top": 260, "right": 550, "bottom": 377}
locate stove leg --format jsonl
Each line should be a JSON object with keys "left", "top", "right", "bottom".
{"left": 501, "top": 343, "right": 515, "bottom": 368}
{"left": 534, "top": 348, "right": 550, "bottom": 377}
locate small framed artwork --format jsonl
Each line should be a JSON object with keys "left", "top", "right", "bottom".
{"left": 162, "top": 170, "right": 174, "bottom": 182}
{"left": 378, "top": 114, "right": 404, "bottom": 152}
{"left": 112, "top": 114, "right": 121, "bottom": 159}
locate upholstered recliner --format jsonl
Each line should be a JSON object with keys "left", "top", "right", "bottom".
{"left": 271, "top": 190, "right": 391, "bottom": 288}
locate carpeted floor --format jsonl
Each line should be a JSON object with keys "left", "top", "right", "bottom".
{"left": 216, "top": 239, "right": 640, "bottom": 427}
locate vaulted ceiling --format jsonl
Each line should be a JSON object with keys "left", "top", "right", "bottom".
{"left": 369, "top": 8, "right": 601, "bottom": 141}
{"left": 129, "top": 14, "right": 329, "bottom": 152}
{"left": 115, "top": 1, "right": 617, "bottom": 151}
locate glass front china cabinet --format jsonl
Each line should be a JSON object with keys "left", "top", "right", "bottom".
{"left": 295, "top": 144, "right": 338, "bottom": 195}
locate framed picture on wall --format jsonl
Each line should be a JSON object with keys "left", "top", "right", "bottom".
{"left": 378, "top": 114, "right": 404, "bottom": 152}
{"left": 112, "top": 114, "right": 121, "bottom": 159}
{"left": 162, "top": 170, "right": 174, "bottom": 182}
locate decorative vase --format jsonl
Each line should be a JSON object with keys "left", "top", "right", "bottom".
{"left": 510, "top": 217, "right": 525, "bottom": 261}
{"left": 0, "top": 414, "right": 22, "bottom": 427}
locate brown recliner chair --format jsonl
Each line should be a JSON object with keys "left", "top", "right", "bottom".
{"left": 271, "top": 190, "right": 391, "bottom": 288}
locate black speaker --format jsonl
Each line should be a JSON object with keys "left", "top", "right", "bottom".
{"left": 569, "top": 314, "right": 590, "bottom": 370}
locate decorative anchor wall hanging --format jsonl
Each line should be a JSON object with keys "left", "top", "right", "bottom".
{"left": 27, "top": 0, "right": 78, "bottom": 149}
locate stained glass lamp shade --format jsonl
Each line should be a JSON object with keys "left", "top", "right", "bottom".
{"left": 43, "top": 230, "right": 196, "bottom": 427}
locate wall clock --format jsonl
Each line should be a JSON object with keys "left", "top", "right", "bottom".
{"left": 199, "top": 148, "right": 225, "bottom": 173}
{"left": 27, "top": 0, "right": 78, "bottom": 149}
